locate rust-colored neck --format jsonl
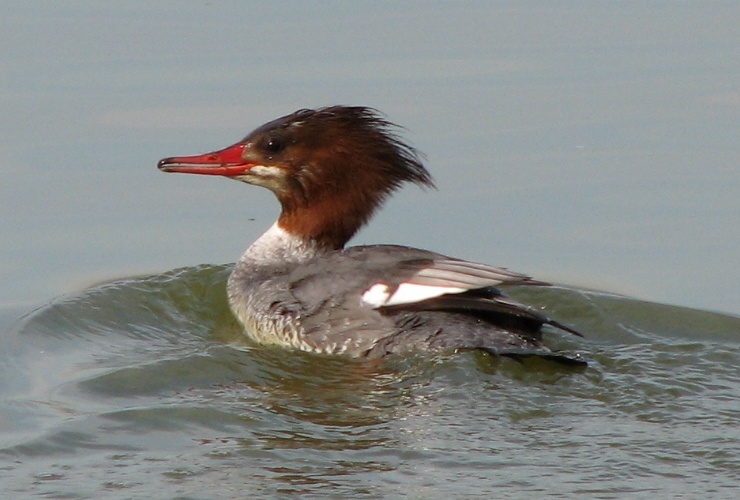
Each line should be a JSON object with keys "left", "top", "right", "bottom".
{"left": 277, "top": 185, "right": 383, "bottom": 250}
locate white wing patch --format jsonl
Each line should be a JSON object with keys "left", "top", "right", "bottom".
{"left": 362, "top": 282, "right": 466, "bottom": 308}
{"left": 361, "top": 283, "right": 392, "bottom": 307}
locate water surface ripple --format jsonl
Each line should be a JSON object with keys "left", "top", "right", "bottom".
{"left": 1, "top": 265, "right": 738, "bottom": 497}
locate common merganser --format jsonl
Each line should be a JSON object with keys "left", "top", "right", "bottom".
{"left": 158, "top": 106, "right": 585, "bottom": 366}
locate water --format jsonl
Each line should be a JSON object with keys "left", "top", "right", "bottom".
{"left": 1, "top": 267, "right": 738, "bottom": 497}
{"left": 2, "top": 2, "right": 739, "bottom": 497}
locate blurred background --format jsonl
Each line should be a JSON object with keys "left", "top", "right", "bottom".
{"left": 1, "top": 1, "right": 738, "bottom": 315}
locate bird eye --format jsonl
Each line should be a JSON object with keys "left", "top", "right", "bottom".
{"left": 263, "top": 136, "right": 285, "bottom": 155}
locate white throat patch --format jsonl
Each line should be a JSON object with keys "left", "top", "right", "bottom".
{"left": 242, "top": 222, "right": 320, "bottom": 265}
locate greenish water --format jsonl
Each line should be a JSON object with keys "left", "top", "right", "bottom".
{"left": 2, "top": 2, "right": 740, "bottom": 497}
{"left": 2, "top": 265, "right": 738, "bottom": 497}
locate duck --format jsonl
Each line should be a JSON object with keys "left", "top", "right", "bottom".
{"left": 158, "top": 106, "right": 585, "bottom": 366}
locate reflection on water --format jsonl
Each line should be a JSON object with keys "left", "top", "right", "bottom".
{"left": 1, "top": 265, "right": 738, "bottom": 496}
